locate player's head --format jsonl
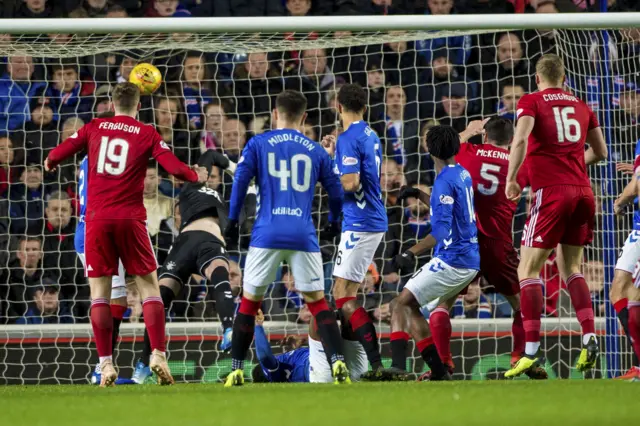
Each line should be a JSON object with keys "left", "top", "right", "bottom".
{"left": 251, "top": 364, "right": 269, "bottom": 383}
{"left": 535, "top": 54, "right": 565, "bottom": 88}
{"left": 484, "top": 117, "right": 514, "bottom": 147}
{"left": 274, "top": 90, "right": 308, "bottom": 128}
{"left": 426, "top": 125, "right": 460, "bottom": 161}
{"left": 112, "top": 82, "right": 141, "bottom": 116}
{"left": 337, "top": 83, "right": 367, "bottom": 117}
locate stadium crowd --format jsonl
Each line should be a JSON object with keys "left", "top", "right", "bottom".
{"left": 0, "top": 0, "right": 639, "bottom": 326}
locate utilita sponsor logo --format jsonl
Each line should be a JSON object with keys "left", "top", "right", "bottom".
{"left": 272, "top": 207, "right": 303, "bottom": 217}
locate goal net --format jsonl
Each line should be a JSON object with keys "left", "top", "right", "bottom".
{"left": 0, "top": 15, "right": 638, "bottom": 384}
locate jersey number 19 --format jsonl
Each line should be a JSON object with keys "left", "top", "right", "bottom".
{"left": 268, "top": 153, "right": 311, "bottom": 192}
{"left": 98, "top": 136, "right": 129, "bottom": 176}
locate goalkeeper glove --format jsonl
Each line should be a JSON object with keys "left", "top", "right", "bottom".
{"left": 210, "top": 151, "right": 230, "bottom": 170}
{"left": 320, "top": 221, "right": 341, "bottom": 241}
{"left": 224, "top": 220, "right": 240, "bottom": 244}
{"left": 396, "top": 186, "right": 422, "bottom": 205}
{"left": 220, "top": 327, "right": 233, "bottom": 352}
{"left": 391, "top": 251, "right": 416, "bottom": 272}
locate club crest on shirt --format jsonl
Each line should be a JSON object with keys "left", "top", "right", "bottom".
{"left": 439, "top": 195, "right": 454, "bottom": 205}
{"left": 516, "top": 108, "right": 523, "bottom": 118}
{"left": 71, "top": 132, "right": 78, "bottom": 138}
{"left": 342, "top": 156, "right": 358, "bottom": 166}
{"left": 160, "top": 141, "right": 169, "bottom": 150}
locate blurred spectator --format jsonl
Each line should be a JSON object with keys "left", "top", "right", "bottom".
{"left": 12, "top": 0, "right": 64, "bottom": 18}
{"left": 228, "top": 258, "right": 243, "bottom": 299}
{"left": 200, "top": 101, "right": 226, "bottom": 152}
{"left": 16, "top": 277, "right": 73, "bottom": 324}
{"left": 582, "top": 258, "right": 606, "bottom": 316}
{"left": 0, "top": 134, "right": 23, "bottom": 197}
{"left": 125, "top": 283, "right": 143, "bottom": 323}
{"left": 110, "top": 52, "right": 139, "bottom": 84}
{"left": 220, "top": 118, "right": 247, "bottom": 160}
{"left": 230, "top": 0, "right": 284, "bottom": 16}
{"left": 8, "top": 164, "right": 47, "bottom": 235}
{"left": 181, "top": 52, "right": 213, "bottom": 130}
{"left": 436, "top": 81, "right": 481, "bottom": 133}
{"left": 360, "top": 0, "right": 410, "bottom": 15}
{"left": 73, "top": 0, "right": 109, "bottom": 16}
{"left": 373, "top": 86, "right": 419, "bottom": 166}
{"left": 146, "top": 0, "right": 191, "bottom": 17}
{"left": 286, "top": 0, "right": 311, "bottom": 16}
{"left": 0, "top": 235, "right": 44, "bottom": 322}
{"left": 360, "top": 264, "right": 393, "bottom": 323}
{"left": 233, "top": 52, "right": 283, "bottom": 127}
{"left": 365, "top": 62, "right": 385, "bottom": 123}
{"left": 451, "top": 280, "right": 492, "bottom": 319}
{"left": 24, "top": 95, "right": 59, "bottom": 165}
{"left": 151, "top": 95, "right": 194, "bottom": 163}
{"left": 406, "top": 119, "right": 437, "bottom": 186}
{"left": 312, "top": 0, "right": 359, "bottom": 15}
{"left": 144, "top": 161, "right": 173, "bottom": 238}
{"left": 0, "top": 55, "right": 46, "bottom": 131}
{"left": 46, "top": 60, "right": 94, "bottom": 124}
{"left": 497, "top": 80, "right": 526, "bottom": 120}
{"left": 380, "top": 157, "right": 403, "bottom": 207}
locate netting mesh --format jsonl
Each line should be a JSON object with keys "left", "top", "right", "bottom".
{"left": 0, "top": 26, "right": 638, "bottom": 384}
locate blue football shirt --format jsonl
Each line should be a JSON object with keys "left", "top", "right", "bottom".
{"left": 633, "top": 139, "right": 640, "bottom": 231}
{"left": 228, "top": 129, "right": 343, "bottom": 252}
{"left": 430, "top": 164, "right": 480, "bottom": 270}
{"left": 335, "top": 121, "right": 387, "bottom": 233}
{"left": 74, "top": 156, "right": 88, "bottom": 255}
{"left": 262, "top": 348, "right": 311, "bottom": 383}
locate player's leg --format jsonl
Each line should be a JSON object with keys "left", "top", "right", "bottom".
{"left": 332, "top": 231, "right": 384, "bottom": 372}
{"left": 388, "top": 297, "right": 411, "bottom": 373}
{"left": 110, "top": 259, "right": 127, "bottom": 353}
{"left": 291, "top": 250, "right": 350, "bottom": 384}
{"left": 428, "top": 298, "right": 456, "bottom": 374}
{"left": 624, "top": 280, "right": 640, "bottom": 380}
{"left": 225, "top": 247, "right": 281, "bottom": 387}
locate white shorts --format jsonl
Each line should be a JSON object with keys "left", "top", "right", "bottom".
{"left": 404, "top": 258, "right": 478, "bottom": 307}
{"left": 333, "top": 231, "right": 384, "bottom": 283}
{"left": 308, "top": 337, "right": 368, "bottom": 383}
{"left": 615, "top": 230, "right": 640, "bottom": 274}
{"left": 78, "top": 253, "right": 127, "bottom": 299}
{"left": 243, "top": 247, "right": 323, "bottom": 296}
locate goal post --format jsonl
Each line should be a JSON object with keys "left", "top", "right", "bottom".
{"left": 1, "top": 13, "right": 639, "bottom": 383}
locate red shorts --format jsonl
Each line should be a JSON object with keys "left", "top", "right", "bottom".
{"left": 522, "top": 185, "right": 595, "bottom": 249}
{"left": 478, "top": 233, "right": 519, "bottom": 296}
{"left": 85, "top": 219, "right": 157, "bottom": 277}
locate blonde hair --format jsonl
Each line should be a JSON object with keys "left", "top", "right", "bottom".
{"left": 536, "top": 54, "right": 565, "bottom": 86}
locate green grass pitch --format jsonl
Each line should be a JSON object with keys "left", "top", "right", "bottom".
{"left": 2, "top": 381, "right": 634, "bottom": 426}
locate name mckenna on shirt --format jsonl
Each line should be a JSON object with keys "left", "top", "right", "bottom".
{"left": 475, "top": 149, "right": 508, "bottom": 160}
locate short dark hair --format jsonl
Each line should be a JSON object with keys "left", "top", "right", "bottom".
{"left": 251, "top": 364, "right": 268, "bottom": 383}
{"left": 112, "top": 82, "right": 141, "bottom": 112}
{"left": 484, "top": 117, "right": 513, "bottom": 146}
{"left": 337, "top": 83, "right": 367, "bottom": 114}
{"left": 426, "top": 125, "right": 460, "bottom": 160}
{"left": 275, "top": 90, "right": 307, "bottom": 122}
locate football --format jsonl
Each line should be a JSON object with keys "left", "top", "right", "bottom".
{"left": 129, "top": 63, "right": 162, "bottom": 95}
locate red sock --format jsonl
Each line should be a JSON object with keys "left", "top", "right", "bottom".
{"left": 511, "top": 310, "right": 525, "bottom": 357}
{"left": 142, "top": 297, "right": 166, "bottom": 353}
{"left": 335, "top": 297, "right": 356, "bottom": 310}
{"left": 90, "top": 298, "right": 113, "bottom": 358}
{"left": 349, "top": 306, "right": 372, "bottom": 332}
{"left": 238, "top": 297, "right": 261, "bottom": 316}
{"left": 429, "top": 308, "right": 452, "bottom": 365}
{"left": 416, "top": 336, "right": 434, "bottom": 353}
{"left": 566, "top": 274, "right": 595, "bottom": 335}
{"left": 306, "top": 298, "right": 331, "bottom": 317}
{"left": 613, "top": 298, "right": 628, "bottom": 314}
{"left": 390, "top": 331, "right": 410, "bottom": 342}
{"left": 110, "top": 304, "right": 127, "bottom": 320}
{"left": 628, "top": 303, "right": 640, "bottom": 363}
{"left": 520, "top": 279, "right": 543, "bottom": 345}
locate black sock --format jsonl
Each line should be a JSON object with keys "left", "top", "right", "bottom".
{"left": 617, "top": 307, "right": 640, "bottom": 365}
{"left": 231, "top": 312, "right": 255, "bottom": 371}
{"left": 208, "top": 265, "right": 235, "bottom": 330}
{"left": 353, "top": 322, "right": 383, "bottom": 369}
{"left": 112, "top": 317, "right": 122, "bottom": 353}
{"left": 141, "top": 286, "right": 175, "bottom": 366}
{"left": 314, "top": 310, "right": 345, "bottom": 364}
{"left": 421, "top": 344, "right": 447, "bottom": 379}
{"left": 391, "top": 339, "right": 408, "bottom": 370}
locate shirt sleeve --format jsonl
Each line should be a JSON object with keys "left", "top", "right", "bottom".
{"left": 587, "top": 106, "right": 600, "bottom": 130}
{"left": 516, "top": 94, "right": 537, "bottom": 120}
{"left": 318, "top": 151, "right": 343, "bottom": 223}
{"left": 228, "top": 138, "right": 258, "bottom": 221}
{"left": 336, "top": 134, "right": 360, "bottom": 175}
{"left": 47, "top": 122, "right": 89, "bottom": 167}
{"left": 254, "top": 325, "right": 279, "bottom": 373}
{"left": 151, "top": 132, "right": 198, "bottom": 182}
{"left": 430, "top": 179, "right": 455, "bottom": 243}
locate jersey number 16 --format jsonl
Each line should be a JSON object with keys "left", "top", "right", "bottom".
{"left": 268, "top": 153, "right": 311, "bottom": 192}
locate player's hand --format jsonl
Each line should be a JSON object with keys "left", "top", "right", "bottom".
{"left": 391, "top": 251, "right": 415, "bottom": 272}
{"left": 220, "top": 327, "right": 233, "bottom": 351}
{"left": 616, "top": 162, "right": 634, "bottom": 175}
{"left": 614, "top": 197, "right": 627, "bottom": 216}
{"left": 321, "top": 135, "right": 336, "bottom": 157}
{"left": 460, "top": 118, "right": 490, "bottom": 142}
{"left": 255, "top": 309, "right": 265, "bottom": 326}
{"left": 210, "top": 151, "right": 230, "bottom": 170}
{"left": 396, "top": 186, "right": 422, "bottom": 205}
{"left": 320, "top": 221, "right": 341, "bottom": 241}
{"left": 224, "top": 219, "right": 240, "bottom": 244}
{"left": 193, "top": 165, "right": 208, "bottom": 183}
{"left": 44, "top": 158, "right": 56, "bottom": 172}
{"left": 505, "top": 180, "right": 522, "bottom": 203}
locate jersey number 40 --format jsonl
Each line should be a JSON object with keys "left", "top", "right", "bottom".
{"left": 268, "top": 153, "right": 311, "bottom": 192}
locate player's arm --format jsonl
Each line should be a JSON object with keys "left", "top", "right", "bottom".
{"left": 584, "top": 128, "right": 607, "bottom": 166}
{"left": 151, "top": 136, "right": 201, "bottom": 182}
{"left": 45, "top": 124, "right": 89, "bottom": 171}
{"left": 614, "top": 177, "right": 636, "bottom": 215}
{"left": 319, "top": 151, "right": 344, "bottom": 226}
{"left": 336, "top": 135, "right": 361, "bottom": 192}
{"left": 254, "top": 312, "right": 279, "bottom": 372}
{"left": 200, "top": 149, "right": 238, "bottom": 176}
{"left": 458, "top": 118, "right": 489, "bottom": 143}
{"left": 227, "top": 139, "right": 257, "bottom": 230}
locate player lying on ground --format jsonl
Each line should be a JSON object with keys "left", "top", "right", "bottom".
{"left": 321, "top": 84, "right": 387, "bottom": 379}
{"left": 384, "top": 125, "right": 480, "bottom": 381}
{"left": 251, "top": 310, "right": 367, "bottom": 383}
{"left": 46, "top": 82, "right": 208, "bottom": 387}
{"left": 224, "top": 90, "right": 349, "bottom": 387}
{"left": 612, "top": 151, "right": 640, "bottom": 381}
{"left": 130, "top": 150, "right": 237, "bottom": 384}
{"left": 76, "top": 152, "right": 134, "bottom": 385}
{"left": 504, "top": 54, "right": 607, "bottom": 378}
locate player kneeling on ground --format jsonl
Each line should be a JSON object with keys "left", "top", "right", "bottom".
{"left": 384, "top": 126, "right": 480, "bottom": 381}
{"left": 131, "top": 150, "right": 237, "bottom": 384}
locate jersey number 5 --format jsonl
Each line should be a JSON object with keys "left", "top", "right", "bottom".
{"left": 477, "top": 163, "right": 500, "bottom": 196}
{"left": 98, "top": 137, "right": 129, "bottom": 176}
{"left": 268, "top": 153, "right": 311, "bottom": 192}
{"left": 552, "top": 106, "right": 581, "bottom": 143}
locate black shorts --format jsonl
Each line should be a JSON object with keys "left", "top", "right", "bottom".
{"left": 158, "top": 231, "right": 227, "bottom": 286}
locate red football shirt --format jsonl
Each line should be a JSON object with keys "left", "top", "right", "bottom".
{"left": 516, "top": 88, "right": 599, "bottom": 192}
{"left": 456, "top": 143, "right": 529, "bottom": 242}
{"left": 48, "top": 115, "right": 198, "bottom": 221}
